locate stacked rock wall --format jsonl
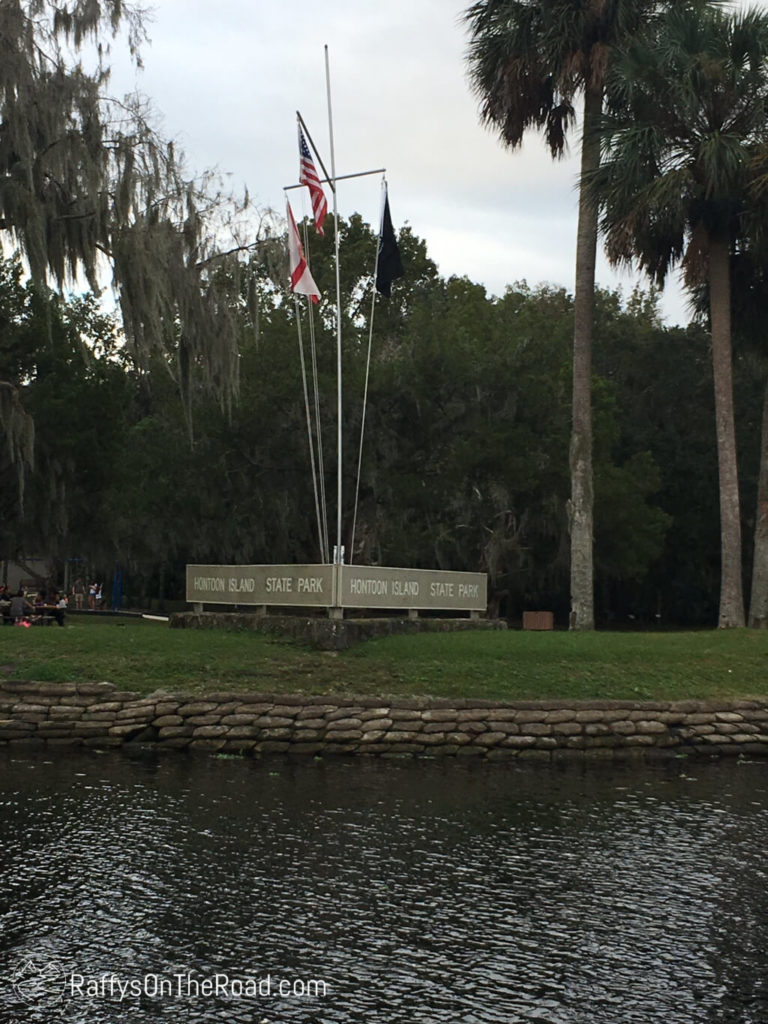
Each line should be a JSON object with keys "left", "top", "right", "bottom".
{"left": 2, "top": 681, "right": 768, "bottom": 759}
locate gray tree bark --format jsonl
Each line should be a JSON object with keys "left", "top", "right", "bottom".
{"left": 709, "top": 236, "right": 745, "bottom": 628}
{"left": 749, "top": 373, "right": 768, "bottom": 627}
{"left": 569, "top": 83, "right": 601, "bottom": 631}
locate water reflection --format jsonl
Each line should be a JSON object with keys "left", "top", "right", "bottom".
{"left": 1, "top": 751, "right": 767, "bottom": 1022}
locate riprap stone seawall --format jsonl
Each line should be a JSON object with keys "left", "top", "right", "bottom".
{"left": 2, "top": 681, "right": 768, "bottom": 760}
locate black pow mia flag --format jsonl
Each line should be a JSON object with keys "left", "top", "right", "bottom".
{"left": 375, "top": 187, "right": 404, "bottom": 297}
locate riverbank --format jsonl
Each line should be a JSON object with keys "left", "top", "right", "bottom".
{"left": 2, "top": 615, "right": 768, "bottom": 702}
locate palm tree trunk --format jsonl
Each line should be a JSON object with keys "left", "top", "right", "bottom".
{"left": 709, "top": 236, "right": 745, "bottom": 628}
{"left": 748, "top": 371, "right": 768, "bottom": 627}
{"left": 569, "top": 82, "right": 601, "bottom": 631}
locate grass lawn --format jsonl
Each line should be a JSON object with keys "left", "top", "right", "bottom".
{"left": 2, "top": 615, "right": 768, "bottom": 702}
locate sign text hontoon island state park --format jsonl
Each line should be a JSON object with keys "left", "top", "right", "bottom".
{"left": 186, "top": 565, "right": 487, "bottom": 614}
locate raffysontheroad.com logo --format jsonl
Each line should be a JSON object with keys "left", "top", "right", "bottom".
{"left": 11, "top": 954, "right": 66, "bottom": 1008}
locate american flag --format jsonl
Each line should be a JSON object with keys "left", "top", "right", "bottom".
{"left": 298, "top": 127, "right": 328, "bottom": 237}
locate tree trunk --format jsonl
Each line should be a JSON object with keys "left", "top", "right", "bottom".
{"left": 748, "top": 371, "right": 768, "bottom": 627}
{"left": 709, "top": 236, "right": 745, "bottom": 628}
{"left": 569, "top": 82, "right": 601, "bottom": 630}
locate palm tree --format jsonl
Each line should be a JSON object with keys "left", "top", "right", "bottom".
{"left": 590, "top": 4, "right": 768, "bottom": 628}
{"left": 464, "top": 0, "right": 675, "bottom": 629}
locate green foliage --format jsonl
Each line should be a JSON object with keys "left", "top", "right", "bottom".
{"left": 0, "top": 0, "right": 276, "bottom": 418}
{"left": 594, "top": 2, "right": 768, "bottom": 286}
{"left": 1, "top": 198, "right": 761, "bottom": 627}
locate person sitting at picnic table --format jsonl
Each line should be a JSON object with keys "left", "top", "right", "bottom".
{"left": 9, "top": 589, "right": 33, "bottom": 624}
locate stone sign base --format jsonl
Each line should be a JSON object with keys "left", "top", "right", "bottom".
{"left": 170, "top": 611, "right": 507, "bottom": 651}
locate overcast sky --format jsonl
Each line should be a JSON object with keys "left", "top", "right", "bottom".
{"left": 105, "top": 0, "right": 765, "bottom": 327}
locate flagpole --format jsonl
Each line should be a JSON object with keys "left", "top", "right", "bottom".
{"left": 325, "top": 45, "right": 344, "bottom": 576}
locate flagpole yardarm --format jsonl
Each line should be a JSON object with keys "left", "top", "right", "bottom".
{"left": 284, "top": 167, "right": 386, "bottom": 192}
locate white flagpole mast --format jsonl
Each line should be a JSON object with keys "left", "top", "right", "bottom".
{"left": 325, "top": 44, "right": 344, "bottom": 570}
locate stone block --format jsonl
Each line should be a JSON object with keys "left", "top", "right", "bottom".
{"left": 326, "top": 707, "right": 365, "bottom": 721}
{"left": 224, "top": 726, "right": 258, "bottom": 740}
{"left": 294, "top": 717, "right": 326, "bottom": 730}
{"left": 422, "top": 709, "right": 460, "bottom": 722}
{"left": 612, "top": 721, "right": 636, "bottom": 735}
{"left": 293, "top": 728, "right": 323, "bottom": 741}
{"left": 455, "top": 710, "right": 492, "bottom": 722}
{"left": 296, "top": 705, "right": 337, "bottom": 718}
{"left": 474, "top": 732, "right": 506, "bottom": 747}
{"left": 185, "top": 714, "right": 222, "bottom": 726}
{"left": 442, "top": 731, "right": 473, "bottom": 745}
{"left": 326, "top": 718, "right": 363, "bottom": 731}
{"left": 635, "top": 720, "right": 668, "bottom": 734}
{"left": 108, "top": 723, "right": 148, "bottom": 737}
{"left": 525, "top": 723, "right": 553, "bottom": 736}
{"left": 361, "top": 718, "right": 392, "bottom": 732}
{"left": 514, "top": 711, "right": 547, "bottom": 724}
{"left": 419, "top": 732, "right": 448, "bottom": 745}
{"left": 501, "top": 735, "right": 537, "bottom": 748}
{"left": 154, "top": 715, "right": 184, "bottom": 727}
{"left": 177, "top": 702, "right": 220, "bottom": 716}
{"left": 574, "top": 710, "right": 607, "bottom": 723}
{"left": 158, "top": 726, "right": 194, "bottom": 738}
{"left": 545, "top": 710, "right": 577, "bottom": 724}
{"left": 360, "top": 730, "right": 387, "bottom": 743}
{"left": 271, "top": 705, "right": 301, "bottom": 718}
{"left": 359, "top": 708, "right": 392, "bottom": 721}
{"left": 385, "top": 730, "right": 423, "bottom": 743}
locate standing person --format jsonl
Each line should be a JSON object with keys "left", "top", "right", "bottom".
{"left": 72, "top": 578, "right": 85, "bottom": 610}
{"left": 0, "top": 585, "right": 12, "bottom": 624}
{"left": 49, "top": 592, "right": 66, "bottom": 627}
{"left": 88, "top": 582, "right": 97, "bottom": 610}
{"left": 95, "top": 582, "right": 103, "bottom": 610}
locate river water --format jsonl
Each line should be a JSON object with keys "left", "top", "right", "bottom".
{"left": 1, "top": 750, "right": 767, "bottom": 1023}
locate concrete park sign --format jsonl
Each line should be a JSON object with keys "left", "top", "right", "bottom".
{"left": 339, "top": 566, "right": 485, "bottom": 612}
{"left": 186, "top": 564, "right": 487, "bottom": 615}
{"left": 187, "top": 565, "right": 334, "bottom": 608}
